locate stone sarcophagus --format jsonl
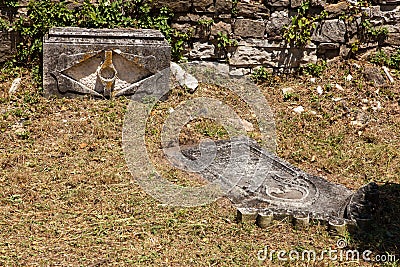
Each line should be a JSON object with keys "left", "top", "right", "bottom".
{"left": 43, "top": 27, "right": 171, "bottom": 99}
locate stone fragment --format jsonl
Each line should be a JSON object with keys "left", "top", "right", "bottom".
{"left": 256, "top": 211, "right": 274, "bottom": 228}
{"left": 363, "top": 65, "right": 386, "bottom": 86}
{"left": 237, "top": 208, "right": 258, "bottom": 223}
{"left": 312, "top": 19, "right": 346, "bottom": 43}
{"left": 383, "top": 66, "right": 395, "bottom": 83}
{"left": 234, "top": 19, "right": 265, "bottom": 38}
{"left": 170, "top": 62, "right": 199, "bottom": 93}
{"left": 43, "top": 27, "right": 171, "bottom": 99}
{"left": 282, "top": 87, "right": 294, "bottom": 94}
{"left": 266, "top": 0, "right": 290, "bottom": 7}
{"left": 169, "top": 138, "right": 379, "bottom": 228}
{"left": 9, "top": 77, "right": 21, "bottom": 95}
{"left": 229, "top": 67, "right": 251, "bottom": 77}
{"left": 189, "top": 42, "right": 215, "bottom": 59}
{"left": 293, "top": 106, "right": 305, "bottom": 113}
{"left": 316, "top": 85, "right": 323, "bottom": 95}
{"left": 210, "top": 21, "right": 232, "bottom": 36}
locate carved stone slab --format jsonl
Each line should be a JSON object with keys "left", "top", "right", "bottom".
{"left": 169, "top": 137, "right": 378, "bottom": 232}
{"left": 43, "top": 27, "right": 171, "bottom": 99}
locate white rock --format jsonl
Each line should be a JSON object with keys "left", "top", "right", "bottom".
{"left": 332, "top": 97, "right": 343, "bottom": 102}
{"left": 316, "top": 85, "right": 323, "bottom": 95}
{"left": 372, "top": 101, "right": 382, "bottom": 111}
{"left": 335, "top": 83, "right": 344, "bottom": 90}
{"left": 293, "top": 106, "right": 305, "bottom": 113}
{"left": 345, "top": 74, "right": 353, "bottom": 81}
{"left": 382, "top": 66, "right": 394, "bottom": 83}
{"left": 170, "top": 62, "right": 199, "bottom": 93}
{"left": 9, "top": 78, "right": 22, "bottom": 95}
{"left": 240, "top": 119, "right": 254, "bottom": 132}
{"left": 310, "top": 77, "right": 316, "bottom": 83}
{"left": 168, "top": 107, "right": 175, "bottom": 113}
{"left": 361, "top": 98, "right": 369, "bottom": 104}
{"left": 281, "top": 87, "right": 294, "bottom": 95}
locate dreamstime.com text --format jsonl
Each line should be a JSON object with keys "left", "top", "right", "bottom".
{"left": 257, "top": 239, "right": 397, "bottom": 263}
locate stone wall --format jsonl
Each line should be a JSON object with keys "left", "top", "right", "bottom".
{"left": 1, "top": 0, "right": 400, "bottom": 73}
{"left": 160, "top": 0, "right": 400, "bottom": 74}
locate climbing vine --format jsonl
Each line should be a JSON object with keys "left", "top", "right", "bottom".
{"left": 282, "top": 1, "right": 327, "bottom": 47}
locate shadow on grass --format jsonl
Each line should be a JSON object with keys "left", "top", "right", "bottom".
{"left": 351, "top": 183, "right": 400, "bottom": 262}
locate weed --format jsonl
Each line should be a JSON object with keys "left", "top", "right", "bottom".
{"left": 283, "top": 1, "right": 327, "bottom": 47}
{"left": 301, "top": 61, "right": 327, "bottom": 77}
{"left": 251, "top": 66, "right": 273, "bottom": 84}
{"left": 370, "top": 49, "right": 400, "bottom": 70}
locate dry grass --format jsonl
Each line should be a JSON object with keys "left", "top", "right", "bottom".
{"left": 0, "top": 59, "right": 399, "bottom": 266}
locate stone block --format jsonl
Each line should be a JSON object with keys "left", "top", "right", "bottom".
{"left": 189, "top": 42, "right": 216, "bottom": 59}
{"left": 215, "top": 0, "right": 232, "bottom": 13}
{"left": 211, "top": 21, "right": 232, "bottom": 36}
{"left": 152, "top": 0, "right": 192, "bottom": 13}
{"left": 43, "top": 27, "right": 171, "bottom": 99}
{"left": 236, "top": 0, "right": 269, "bottom": 18}
{"left": 325, "top": 1, "right": 349, "bottom": 17}
{"left": 229, "top": 46, "right": 273, "bottom": 66}
{"left": 265, "top": 10, "right": 290, "bottom": 39}
{"left": 193, "top": 0, "right": 214, "bottom": 12}
{"left": 312, "top": 19, "right": 346, "bottom": 43}
{"left": 234, "top": 19, "right": 265, "bottom": 38}
{"left": 266, "top": 0, "right": 290, "bottom": 7}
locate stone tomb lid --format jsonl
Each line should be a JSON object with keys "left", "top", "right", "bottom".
{"left": 46, "top": 27, "right": 166, "bottom": 40}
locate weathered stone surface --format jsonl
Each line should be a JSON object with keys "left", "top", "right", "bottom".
{"left": 363, "top": 65, "right": 387, "bottom": 86}
{"left": 230, "top": 45, "right": 316, "bottom": 67}
{"left": 291, "top": 0, "right": 303, "bottom": 8}
{"left": 189, "top": 42, "right": 215, "bottom": 59}
{"left": 152, "top": 0, "right": 192, "bottom": 12}
{"left": 325, "top": 1, "right": 349, "bottom": 17}
{"left": 170, "top": 62, "right": 199, "bottom": 93}
{"left": 384, "top": 24, "right": 400, "bottom": 45}
{"left": 230, "top": 46, "right": 273, "bottom": 66}
{"left": 265, "top": 10, "right": 290, "bottom": 39}
{"left": 170, "top": 137, "right": 378, "bottom": 226}
{"left": 193, "top": 0, "right": 214, "bottom": 12}
{"left": 43, "top": 27, "right": 171, "bottom": 99}
{"left": 236, "top": 0, "right": 269, "bottom": 18}
{"left": 312, "top": 19, "right": 346, "bottom": 43}
{"left": 215, "top": 0, "right": 232, "bottom": 13}
{"left": 234, "top": 19, "right": 265, "bottom": 38}
{"left": 211, "top": 21, "right": 232, "bottom": 36}
{"left": 266, "top": 0, "right": 290, "bottom": 7}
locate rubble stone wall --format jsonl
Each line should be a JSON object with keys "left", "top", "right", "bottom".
{"left": 1, "top": 0, "right": 399, "bottom": 74}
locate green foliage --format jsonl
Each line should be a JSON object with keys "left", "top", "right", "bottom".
{"left": 251, "top": 66, "right": 273, "bottom": 83}
{"left": 0, "top": 0, "right": 18, "bottom": 7}
{"left": 197, "top": 18, "right": 214, "bottom": 27}
{"left": 216, "top": 32, "right": 238, "bottom": 48}
{"left": 11, "top": 0, "right": 190, "bottom": 65}
{"left": 301, "top": 61, "right": 327, "bottom": 77}
{"left": 282, "top": 1, "right": 327, "bottom": 47}
{"left": 361, "top": 18, "right": 388, "bottom": 43}
{"left": 0, "top": 17, "right": 9, "bottom": 30}
{"left": 370, "top": 49, "right": 400, "bottom": 70}
{"left": 13, "top": 0, "right": 76, "bottom": 63}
